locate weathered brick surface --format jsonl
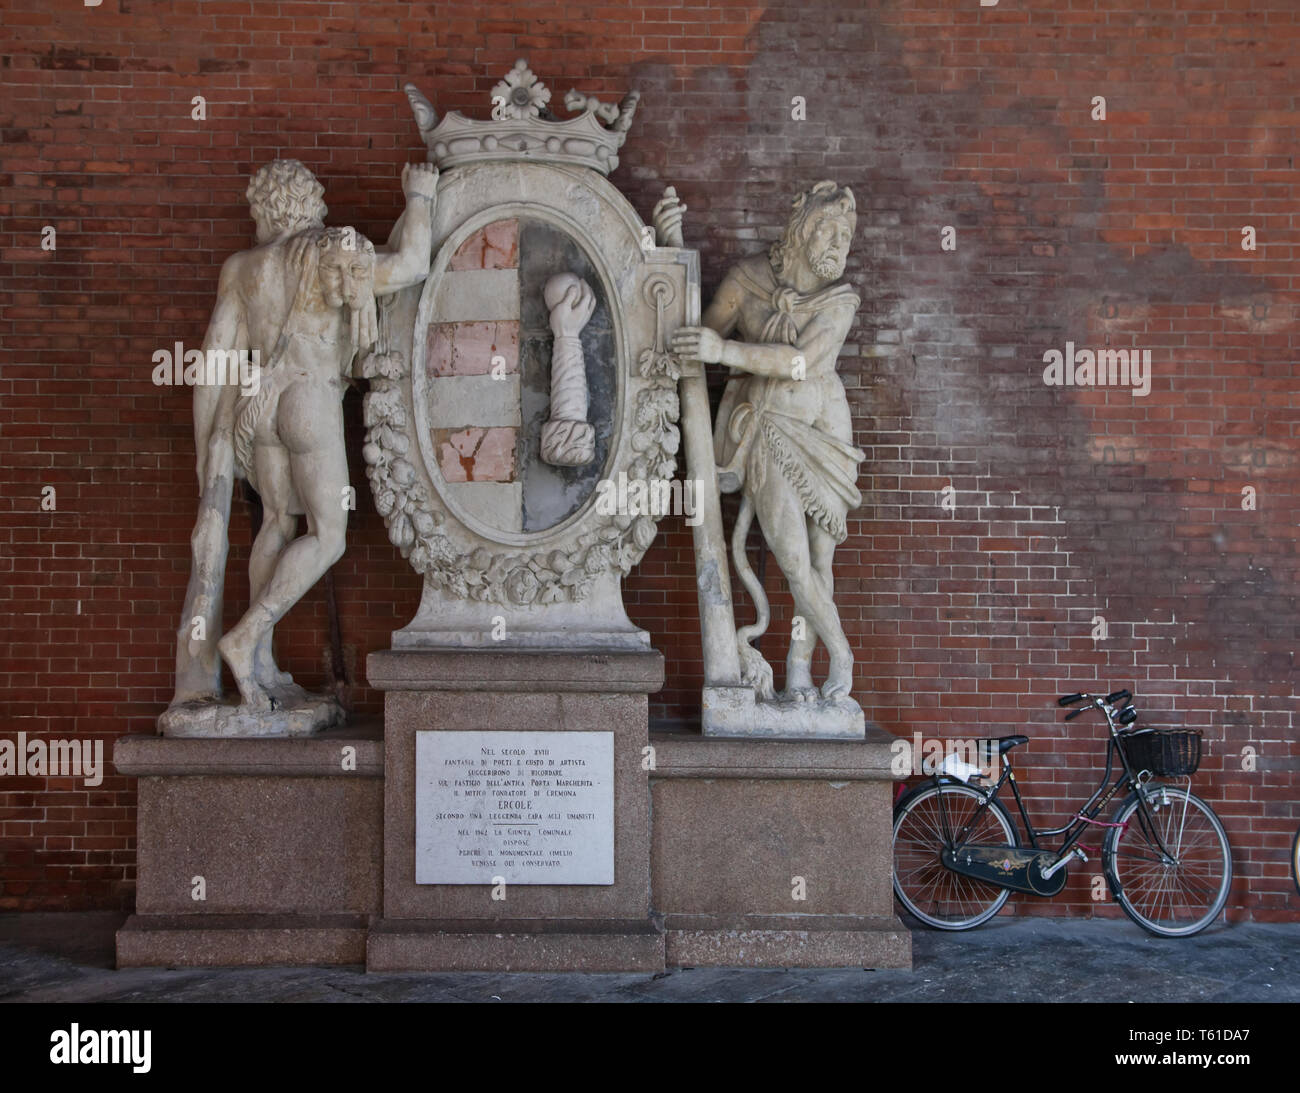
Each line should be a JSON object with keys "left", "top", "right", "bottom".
{"left": 0, "top": 1, "right": 1295, "bottom": 920}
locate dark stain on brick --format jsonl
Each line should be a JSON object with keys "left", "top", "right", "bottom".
{"left": 38, "top": 48, "right": 111, "bottom": 71}
{"left": 198, "top": 58, "right": 249, "bottom": 75}
{"left": 123, "top": 58, "right": 177, "bottom": 74}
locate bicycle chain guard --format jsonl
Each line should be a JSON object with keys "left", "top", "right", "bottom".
{"left": 941, "top": 845, "right": 1070, "bottom": 897}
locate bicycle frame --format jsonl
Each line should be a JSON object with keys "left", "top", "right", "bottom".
{"left": 932, "top": 697, "right": 1182, "bottom": 872}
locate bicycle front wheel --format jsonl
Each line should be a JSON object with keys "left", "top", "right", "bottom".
{"left": 1292, "top": 826, "right": 1299, "bottom": 897}
{"left": 1104, "top": 786, "right": 1232, "bottom": 938}
{"left": 893, "top": 782, "right": 1018, "bottom": 930}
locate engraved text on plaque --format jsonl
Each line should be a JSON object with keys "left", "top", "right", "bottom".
{"left": 415, "top": 730, "right": 614, "bottom": 884}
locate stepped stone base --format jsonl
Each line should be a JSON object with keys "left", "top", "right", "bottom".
{"left": 114, "top": 702, "right": 910, "bottom": 971}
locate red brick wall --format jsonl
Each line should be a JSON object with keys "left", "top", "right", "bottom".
{"left": 2, "top": 1, "right": 1296, "bottom": 921}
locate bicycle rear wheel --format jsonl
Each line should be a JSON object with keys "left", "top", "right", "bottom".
{"left": 1104, "top": 785, "right": 1231, "bottom": 937}
{"left": 893, "top": 782, "right": 1018, "bottom": 930}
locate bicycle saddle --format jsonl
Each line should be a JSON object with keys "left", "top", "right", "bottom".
{"left": 996, "top": 735, "right": 1029, "bottom": 754}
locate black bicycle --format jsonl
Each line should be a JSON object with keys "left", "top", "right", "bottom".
{"left": 892, "top": 688, "right": 1232, "bottom": 937}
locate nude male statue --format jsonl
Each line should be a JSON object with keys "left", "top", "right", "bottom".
{"left": 168, "top": 159, "right": 437, "bottom": 722}
{"left": 669, "top": 180, "right": 863, "bottom": 702}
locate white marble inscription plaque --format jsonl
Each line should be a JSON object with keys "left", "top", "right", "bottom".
{"left": 415, "top": 730, "right": 614, "bottom": 885}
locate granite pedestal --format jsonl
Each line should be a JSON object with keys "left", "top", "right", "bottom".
{"left": 648, "top": 727, "right": 911, "bottom": 969}
{"left": 115, "top": 680, "right": 909, "bottom": 971}
{"left": 113, "top": 726, "right": 384, "bottom": 967}
{"left": 365, "top": 648, "right": 665, "bottom": 972}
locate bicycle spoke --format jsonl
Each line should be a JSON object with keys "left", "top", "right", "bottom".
{"left": 893, "top": 785, "right": 1015, "bottom": 930}
{"left": 1108, "top": 788, "right": 1230, "bottom": 936}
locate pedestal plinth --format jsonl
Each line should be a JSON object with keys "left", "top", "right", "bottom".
{"left": 365, "top": 648, "right": 665, "bottom": 972}
{"left": 648, "top": 727, "right": 911, "bottom": 969}
{"left": 116, "top": 660, "right": 907, "bottom": 971}
{"left": 113, "top": 726, "right": 384, "bottom": 967}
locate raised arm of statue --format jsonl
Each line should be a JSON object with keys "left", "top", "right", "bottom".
{"left": 374, "top": 162, "right": 439, "bottom": 295}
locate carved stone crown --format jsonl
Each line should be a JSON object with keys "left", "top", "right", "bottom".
{"left": 404, "top": 59, "right": 639, "bottom": 177}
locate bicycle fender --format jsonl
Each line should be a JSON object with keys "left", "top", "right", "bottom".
{"left": 1100, "top": 791, "right": 1143, "bottom": 900}
{"left": 892, "top": 776, "right": 990, "bottom": 818}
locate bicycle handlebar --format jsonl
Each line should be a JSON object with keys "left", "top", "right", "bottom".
{"left": 1059, "top": 687, "right": 1135, "bottom": 725}
{"left": 1059, "top": 688, "right": 1130, "bottom": 707}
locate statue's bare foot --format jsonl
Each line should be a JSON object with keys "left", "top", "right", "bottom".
{"left": 783, "top": 686, "right": 820, "bottom": 704}
{"left": 822, "top": 651, "right": 854, "bottom": 700}
{"left": 254, "top": 656, "right": 294, "bottom": 689}
{"left": 218, "top": 631, "right": 277, "bottom": 712}
{"left": 266, "top": 680, "right": 309, "bottom": 708}
{"left": 257, "top": 661, "right": 294, "bottom": 687}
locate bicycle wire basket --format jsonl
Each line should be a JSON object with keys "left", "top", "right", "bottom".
{"left": 1120, "top": 728, "right": 1203, "bottom": 776}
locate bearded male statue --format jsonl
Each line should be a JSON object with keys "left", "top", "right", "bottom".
{"left": 670, "top": 181, "right": 863, "bottom": 706}
{"left": 163, "top": 159, "right": 437, "bottom": 734}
